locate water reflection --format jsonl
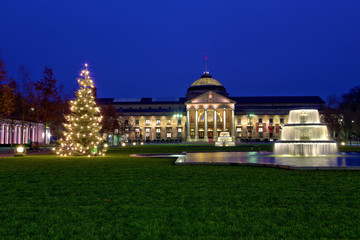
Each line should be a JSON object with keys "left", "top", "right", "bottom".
{"left": 183, "top": 152, "right": 360, "bottom": 168}
{"left": 274, "top": 157, "right": 337, "bottom": 167}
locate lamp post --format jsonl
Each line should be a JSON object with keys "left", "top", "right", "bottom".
{"left": 173, "top": 112, "right": 183, "bottom": 143}
{"left": 139, "top": 127, "right": 142, "bottom": 142}
{"left": 351, "top": 120, "right": 355, "bottom": 146}
{"left": 247, "top": 113, "right": 255, "bottom": 141}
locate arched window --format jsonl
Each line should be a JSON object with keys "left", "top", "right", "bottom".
{"left": 199, "top": 110, "right": 222, "bottom": 122}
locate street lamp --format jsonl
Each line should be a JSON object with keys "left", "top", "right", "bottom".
{"left": 173, "top": 113, "right": 183, "bottom": 142}
{"left": 247, "top": 113, "right": 255, "bottom": 140}
{"left": 29, "top": 107, "right": 35, "bottom": 145}
{"left": 247, "top": 113, "right": 255, "bottom": 127}
{"left": 139, "top": 127, "right": 142, "bottom": 141}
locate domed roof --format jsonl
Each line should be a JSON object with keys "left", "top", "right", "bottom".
{"left": 190, "top": 73, "right": 223, "bottom": 87}
{"left": 186, "top": 72, "right": 228, "bottom": 100}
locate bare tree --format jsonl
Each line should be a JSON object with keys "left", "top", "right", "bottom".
{"left": 341, "top": 85, "right": 360, "bottom": 144}
{"left": 324, "top": 95, "right": 342, "bottom": 141}
{"left": 35, "top": 67, "right": 62, "bottom": 150}
{"left": 100, "top": 105, "right": 120, "bottom": 144}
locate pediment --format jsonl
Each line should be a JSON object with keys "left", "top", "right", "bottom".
{"left": 185, "top": 91, "right": 236, "bottom": 104}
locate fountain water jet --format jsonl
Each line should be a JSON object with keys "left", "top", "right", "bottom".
{"left": 274, "top": 109, "right": 337, "bottom": 156}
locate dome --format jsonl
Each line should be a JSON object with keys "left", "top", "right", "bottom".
{"left": 186, "top": 73, "right": 228, "bottom": 100}
{"left": 190, "top": 73, "right": 223, "bottom": 87}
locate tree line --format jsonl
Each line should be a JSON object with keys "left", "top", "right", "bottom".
{"left": 324, "top": 85, "right": 360, "bottom": 144}
{"left": 0, "top": 56, "right": 68, "bottom": 149}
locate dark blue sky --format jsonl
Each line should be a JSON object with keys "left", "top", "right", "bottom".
{"left": 1, "top": 0, "right": 360, "bottom": 100}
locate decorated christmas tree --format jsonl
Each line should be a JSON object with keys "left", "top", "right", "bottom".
{"left": 57, "top": 64, "right": 106, "bottom": 157}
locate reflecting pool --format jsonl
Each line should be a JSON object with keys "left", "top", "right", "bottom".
{"left": 175, "top": 152, "right": 360, "bottom": 170}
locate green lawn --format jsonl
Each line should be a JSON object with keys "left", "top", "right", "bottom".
{"left": 0, "top": 145, "right": 359, "bottom": 239}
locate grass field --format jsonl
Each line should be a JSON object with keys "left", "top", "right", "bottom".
{"left": 0, "top": 144, "right": 359, "bottom": 239}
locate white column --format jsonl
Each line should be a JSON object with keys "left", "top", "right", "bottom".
{"left": 214, "top": 109, "right": 217, "bottom": 140}
{"left": 17, "top": 125, "right": 20, "bottom": 144}
{"left": 35, "top": 125, "right": 38, "bottom": 142}
{"left": 13, "top": 125, "right": 17, "bottom": 144}
{"left": 25, "top": 127, "right": 29, "bottom": 144}
{"left": 231, "top": 108, "right": 236, "bottom": 141}
{"left": 34, "top": 126, "right": 37, "bottom": 143}
{"left": 186, "top": 108, "right": 191, "bottom": 141}
{"left": 223, "top": 108, "right": 226, "bottom": 131}
{"left": 1, "top": 124, "right": 4, "bottom": 144}
{"left": 195, "top": 108, "right": 199, "bottom": 140}
{"left": 5, "top": 125, "right": 8, "bottom": 144}
{"left": 204, "top": 108, "right": 208, "bottom": 141}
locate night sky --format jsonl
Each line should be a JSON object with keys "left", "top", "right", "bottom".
{"left": 1, "top": 0, "right": 360, "bottom": 100}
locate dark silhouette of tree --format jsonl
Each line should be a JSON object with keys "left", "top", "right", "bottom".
{"left": 324, "top": 95, "right": 342, "bottom": 141}
{"left": 100, "top": 105, "right": 120, "bottom": 144}
{"left": 0, "top": 57, "right": 17, "bottom": 149}
{"left": 16, "top": 65, "right": 37, "bottom": 144}
{"left": 35, "top": 67, "right": 62, "bottom": 150}
{"left": 341, "top": 85, "right": 360, "bottom": 144}
{"left": 0, "top": 57, "right": 16, "bottom": 120}
{"left": 52, "top": 83, "right": 70, "bottom": 142}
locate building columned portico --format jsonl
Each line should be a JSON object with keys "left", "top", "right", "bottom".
{"left": 0, "top": 121, "right": 46, "bottom": 144}
{"left": 185, "top": 91, "right": 236, "bottom": 142}
{"left": 96, "top": 70, "right": 326, "bottom": 145}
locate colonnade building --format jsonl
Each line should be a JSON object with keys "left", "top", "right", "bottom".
{"left": 97, "top": 72, "right": 325, "bottom": 143}
{"left": 0, "top": 121, "right": 47, "bottom": 145}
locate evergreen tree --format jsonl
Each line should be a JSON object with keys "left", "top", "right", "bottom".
{"left": 57, "top": 64, "right": 105, "bottom": 156}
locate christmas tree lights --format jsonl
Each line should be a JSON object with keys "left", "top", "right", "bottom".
{"left": 56, "top": 64, "right": 107, "bottom": 157}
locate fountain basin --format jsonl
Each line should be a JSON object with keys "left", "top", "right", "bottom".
{"left": 274, "top": 141, "right": 338, "bottom": 156}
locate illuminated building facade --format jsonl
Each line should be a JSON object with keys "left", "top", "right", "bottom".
{"left": 0, "top": 120, "right": 47, "bottom": 144}
{"left": 97, "top": 72, "right": 325, "bottom": 143}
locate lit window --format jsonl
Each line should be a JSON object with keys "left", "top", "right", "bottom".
{"left": 156, "top": 128, "right": 161, "bottom": 133}
{"left": 178, "top": 128, "right": 182, "bottom": 133}
{"left": 237, "top": 127, "right": 242, "bottom": 137}
{"left": 156, "top": 119, "right": 160, "bottom": 125}
{"left": 146, "top": 119, "right": 150, "bottom": 125}
{"left": 167, "top": 132, "right": 171, "bottom": 138}
{"left": 145, "top": 128, "right": 150, "bottom": 133}
{"left": 259, "top": 127, "right": 263, "bottom": 132}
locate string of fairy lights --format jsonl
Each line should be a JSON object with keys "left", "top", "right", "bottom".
{"left": 56, "top": 64, "right": 107, "bottom": 157}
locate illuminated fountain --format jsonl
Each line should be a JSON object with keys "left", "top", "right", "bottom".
{"left": 215, "top": 132, "right": 235, "bottom": 147}
{"left": 274, "top": 109, "right": 338, "bottom": 156}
